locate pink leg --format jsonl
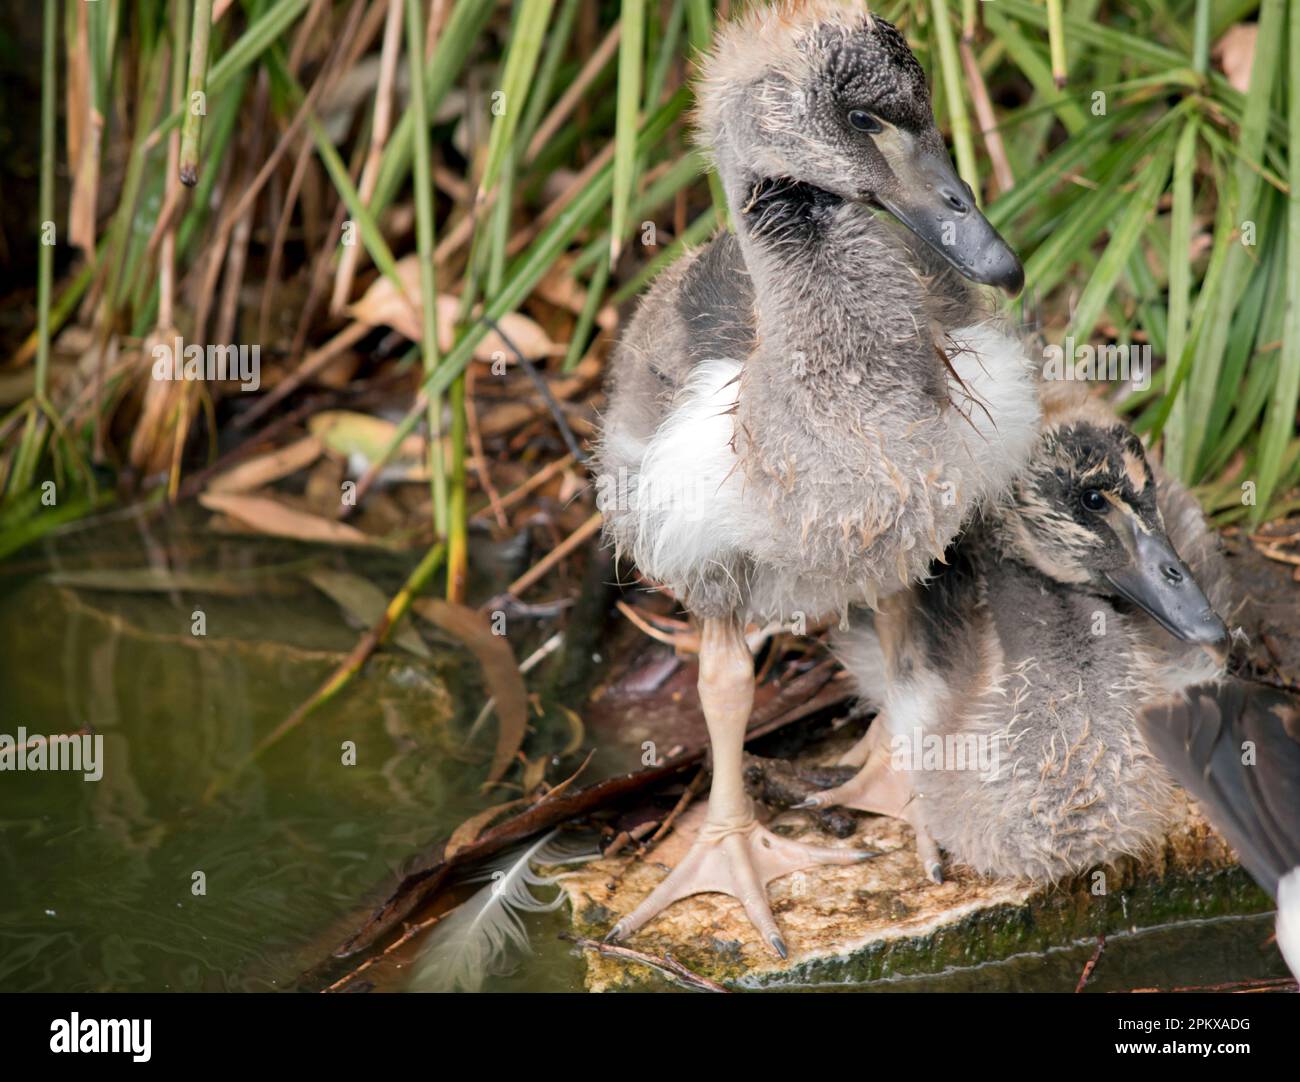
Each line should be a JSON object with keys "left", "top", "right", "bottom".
{"left": 797, "top": 718, "right": 945, "bottom": 883}
{"left": 608, "top": 616, "right": 876, "bottom": 957}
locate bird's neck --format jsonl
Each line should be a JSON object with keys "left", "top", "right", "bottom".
{"left": 727, "top": 173, "right": 938, "bottom": 385}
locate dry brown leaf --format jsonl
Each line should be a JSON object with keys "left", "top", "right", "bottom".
{"left": 206, "top": 435, "right": 323, "bottom": 494}
{"left": 348, "top": 255, "right": 559, "bottom": 360}
{"left": 444, "top": 797, "right": 530, "bottom": 860}
{"left": 520, "top": 754, "right": 550, "bottom": 795}
{"left": 304, "top": 455, "right": 347, "bottom": 515}
{"left": 413, "top": 598, "right": 528, "bottom": 784}
{"left": 308, "top": 410, "right": 426, "bottom": 465}
{"left": 535, "top": 263, "right": 618, "bottom": 332}
{"left": 198, "top": 492, "right": 379, "bottom": 546}
{"left": 129, "top": 331, "right": 183, "bottom": 475}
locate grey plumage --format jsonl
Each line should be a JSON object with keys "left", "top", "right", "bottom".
{"left": 597, "top": 0, "right": 1041, "bottom": 954}
{"left": 831, "top": 388, "right": 1233, "bottom": 882}
{"left": 595, "top": 4, "right": 1040, "bottom": 624}
{"left": 1138, "top": 668, "right": 1300, "bottom": 981}
{"left": 1139, "top": 679, "right": 1300, "bottom": 899}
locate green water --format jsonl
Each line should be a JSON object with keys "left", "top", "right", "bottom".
{"left": 0, "top": 509, "right": 589, "bottom": 991}
{"left": 0, "top": 511, "right": 1289, "bottom": 993}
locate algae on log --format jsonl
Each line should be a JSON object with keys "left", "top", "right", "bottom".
{"left": 561, "top": 793, "right": 1267, "bottom": 991}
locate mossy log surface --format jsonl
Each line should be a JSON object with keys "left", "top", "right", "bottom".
{"left": 562, "top": 789, "right": 1268, "bottom": 991}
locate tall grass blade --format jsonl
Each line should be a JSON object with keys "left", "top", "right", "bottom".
{"left": 1254, "top": 1, "right": 1300, "bottom": 520}
{"left": 178, "top": 0, "right": 214, "bottom": 185}
{"left": 1184, "top": 0, "right": 1285, "bottom": 477}
{"left": 610, "top": 0, "right": 646, "bottom": 269}
{"left": 478, "top": 0, "right": 555, "bottom": 204}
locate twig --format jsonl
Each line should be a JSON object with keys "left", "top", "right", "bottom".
{"left": 464, "top": 363, "right": 509, "bottom": 529}
{"left": 524, "top": 24, "right": 621, "bottom": 165}
{"left": 234, "top": 321, "right": 371, "bottom": 430}
{"left": 644, "top": 767, "right": 709, "bottom": 853}
{"left": 324, "top": 908, "right": 448, "bottom": 993}
{"left": 1075, "top": 934, "right": 1105, "bottom": 992}
{"left": 504, "top": 511, "right": 603, "bottom": 598}
{"left": 258, "top": 135, "right": 318, "bottom": 345}
{"left": 563, "top": 935, "right": 730, "bottom": 992}
{"left": 958, "top": 37, "right": 1015, "bottom": 196}
{"left": 471, "top": 452, "right": 576, "bottom": 521}
{"left": 1123, "top": 977, "right": 1297, "bottom": 994}
{"left": 603, "top": 820, "right": 658, "bottom": 857}
{"left": 330, "top": 0, "right": 405, "bottom": 314}
{"left": 214, "top": 74, "right": 268, "bottom": 346}
{"left": 487, "top": 318, "right": 589, "bottom": 465}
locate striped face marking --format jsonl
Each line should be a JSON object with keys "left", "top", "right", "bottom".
{"left": 1009, "top": 421, "right": 1164, "bottom": 583}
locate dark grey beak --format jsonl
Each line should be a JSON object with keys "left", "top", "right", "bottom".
{"left": 1104, "top": 521, "right": 1228, "bottom": 647}
{"left": 874, "top": 150, "right": 1023, "bottom": 296}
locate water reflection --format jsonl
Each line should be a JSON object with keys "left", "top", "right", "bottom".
{"left": 0, "top": 510, "right": 515, "bottom": 991}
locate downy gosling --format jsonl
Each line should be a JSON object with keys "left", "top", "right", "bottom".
{"left": 595, "top": 0, "right": 1038, "bottom": 956}
{"left": 805, "top": 385, "right": 1231, "bottom": 884}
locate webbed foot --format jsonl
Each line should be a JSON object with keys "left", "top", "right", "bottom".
{"left": 607, "top": 820, "right": 876, "bottom": 957}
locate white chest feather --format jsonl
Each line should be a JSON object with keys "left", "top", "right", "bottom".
{"left": 940, "top": 323, "right": 1041, "bottom": 507}
{"left": 631, "top": 359, "right": 750, "bottom": 588}
{"left": 628, "top": 323, "right": 1038, "bottom": 616}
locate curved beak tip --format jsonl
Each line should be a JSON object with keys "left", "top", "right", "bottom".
{"left": 996, "top": 260, "right": 1025, "bottom": 298}
{"left": 1193, "top": 612, "right": 1231, "bottom": 649}
{"left": 971, "top": 247, "right": 1024, "bottom": 296}
{"left": 1103, "top": 539, "right": 1229, "bottom": 653}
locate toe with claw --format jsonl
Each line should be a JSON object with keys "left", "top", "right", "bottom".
{"left": 608, "top": 820, "right": 876, "bottom": 958}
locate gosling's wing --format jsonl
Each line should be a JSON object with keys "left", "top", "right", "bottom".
{"left": 598, "top": 232, "right": 755, "bottom": 470}
{"left": 675, "top": 231, "right": 756, "bottom": 368}
{"left": 1138, "top": 679, "right": 1300, "bottom": 900}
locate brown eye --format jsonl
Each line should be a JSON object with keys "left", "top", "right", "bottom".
{"left": 1080, "top": 489, "right": 1107, "bottom": 513}
{"left": 848, "top": 109, "right": 882, "bottom": 134}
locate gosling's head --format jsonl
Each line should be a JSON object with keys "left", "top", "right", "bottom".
{"left": 697, "top": 0, "right": 1022, "bottom": 292}
{"left": 997, "top": 400, "right": 1228, "bottom": 647}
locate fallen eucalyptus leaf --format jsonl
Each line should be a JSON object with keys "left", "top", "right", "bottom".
{"left": 413, "top": 598, "right": 528, "bottom": 784}
{"left": 348, "top": 256, "right": 559, "bottom": 361}
{"left": 199, "top": 492, "right": 380, "bottom": 547}
{"left": 206, "top": 435, "right": 323, "bottom": 494}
